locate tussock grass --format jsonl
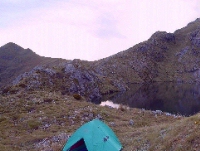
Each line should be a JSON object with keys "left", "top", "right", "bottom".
{"left": 0, "top": 91, "right": 199, "bottom": 150}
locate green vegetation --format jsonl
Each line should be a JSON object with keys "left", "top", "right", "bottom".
{"left": 1, "top": 18, "right": 200, "bottom": 151}
{"left": 0, "top": 91, "right": 199, "bottom": 150}
{"left": 27, "top": 120, "right": 41, "bottom": 130}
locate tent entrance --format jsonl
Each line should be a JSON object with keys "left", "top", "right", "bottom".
{"left": 69, "top": 138, "right": 88, "bottom": 151}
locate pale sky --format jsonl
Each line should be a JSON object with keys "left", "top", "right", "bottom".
{"left": 0, "top": 0, "right": 200, "bottom": 61}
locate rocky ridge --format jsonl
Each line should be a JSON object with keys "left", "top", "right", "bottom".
{"left": 0, "top": 42, "right": 65, "bottom": 88}
{"left": 1, "top": 18, "right": 200, "bottom": 101}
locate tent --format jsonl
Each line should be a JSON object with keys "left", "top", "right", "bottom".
{"left": 62, "top": 119, "right": 122, "bottom": 151}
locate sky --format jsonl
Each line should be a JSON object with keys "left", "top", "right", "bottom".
{"left": 0, "top": 0, "right": 200, "bottom": 61}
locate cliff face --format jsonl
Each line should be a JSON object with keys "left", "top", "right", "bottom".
{"left": 1, "top": 18, "right": 200, "bottom": 101}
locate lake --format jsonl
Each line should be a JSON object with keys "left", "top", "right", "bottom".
{"left": 101, "top": 82, "right": 200, "bottom": 116}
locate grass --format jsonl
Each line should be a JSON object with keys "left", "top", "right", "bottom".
{"left": 0, "top": 91, "right": 199, "bottom": 150}
{"left": 1, "top": 19, "right": 200, "bottom": 150}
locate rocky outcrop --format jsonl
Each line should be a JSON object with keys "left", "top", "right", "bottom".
{"left": 9, "top": 60, "right": 127, "bottom": 102}
{"left": 190, "top": 28, "right": 200, "bottom": 47}
{"left": 0, "top": 42, "right": 60, "bottom": 88}
{"left": 64, "top": 62, "right": 102, "bottom": 101}
{"left": 2, "top": 18, "right": 200, "bottom": 101}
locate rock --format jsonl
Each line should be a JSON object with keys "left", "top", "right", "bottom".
{"left": 176, "top": 46, "right": 190, "bottom": 62}
{"left": 89, "top": 113, "right": 94, "bottom": 119}
{"left": 35, "top": 133, "right": 70, "bottom": 150}
{"left": 65, "top": 64, "right": 102, "bottom": 101}
{"left": 12, "top": 66, "right": 56, "bottom": 89}
{"left": 43, "top": 124, "right": 51, "bottom": 129}
{"left": 109, "top": 122, "right": 116, "bottom": 127}
{"left": 113, "top": 80, "right": 127, "bottom": 91}
{"left": 89, "top": 88, "right": 102, "bottom": 103}
{"left": 43, "top": 68, "right": 56, "bottom": 76}
{"left": 190, "top": 29, "right": 200, "bottom": 47}
{"left": 164, "top": 33, "right": 175, "bottom": 43}
{"left": 129, "top": 119, "right": 134, "bottom": 126}
{"left": 138, "top": 43, "right": 149, "bottom": 53}
{"left": 155, "top": 110, "right": 162, "bottom": 115}
{"left": 96, "top": 114, "right": 103, "bottom": 120}
{"left": 64, "top": 63, "right": 76, "bottom": 73}
{"left": 165, "top": 113, "right": 171, "bottom": 116}
{"left": 152, "top": 110, "right": 163, "bottom": 115}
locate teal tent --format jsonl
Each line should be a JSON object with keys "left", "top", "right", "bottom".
{"left": 62, "top": 119, "right": 122, "bottom": 151}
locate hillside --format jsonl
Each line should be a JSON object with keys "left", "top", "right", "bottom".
{"left": 1, "top": 18, "right": 200, "bottom": 102}
{"left": 0, "top": 91, "right": 200, "bottom": 150}
{"left": 0, "top": 42, "right": 65, "bottom": 88}
{"left": 1, "top": 18, "right": 200, "bottom": 150}
{"left": 93, "top": 18, "right": 200, "bottom": 83}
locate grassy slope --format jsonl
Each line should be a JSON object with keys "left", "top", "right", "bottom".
{"left": 1, "top": 19, "right": 200, "bottom": 151}
{"left": 0, "top": 92, "right": 199, "bottom": 151}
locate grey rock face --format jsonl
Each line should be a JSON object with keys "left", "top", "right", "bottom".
{"left": 12, "top": 66, "right": 56, "bottom": 89}
{"left": 190, "top": 29, "right": 200, "bottom": 47}
{"left": 64, "top": 63, "right": 102, "bottom": 101}
{"left": 150, "top": 31, "right": 175, "bottom": 44}
{"left": 176, "top": 46, "right": 190, "bottom": 62}
{"left": 64, "top": 63, "right": 76, "bottom": 73}
{"left": 138, "top": 43, "right": 150, "bottom": 53}
{"left": 112, "top": 80, "right": 127, "bottom": 91}
{"left": 129, "top": 119, "right": 134, "bottom": 126}
{"left": 164, "top": 33, "right": 175, "bottom": 43}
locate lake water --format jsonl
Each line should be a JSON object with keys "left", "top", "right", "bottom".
{"left": 101, "top": 82, "right": 200, "bottom": 116}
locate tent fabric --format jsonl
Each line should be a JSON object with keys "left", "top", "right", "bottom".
{"left": 63, "top": 119, "right": 122, "bottom": 151}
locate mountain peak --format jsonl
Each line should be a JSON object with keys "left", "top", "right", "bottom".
{"left": 195, "top": 18, "right": 200, "bottom": 22}
{"left": 0, "top": 42, "right": 24, "bottom": 51}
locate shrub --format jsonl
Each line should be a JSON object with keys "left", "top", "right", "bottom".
{"left": 0, "top": 117, "right": 7, "bottom": 123}
{"left": 25, "top": 106, "right": 35, "bottom": 112}
{"left": 73, "top": 94, "right": 82, "bottom": 100}
{"left": 118, "top": 105, "right": 126, "bottom": 112}
{"left": 11, "top": 114, "right": 20, "bottom": 121}
{"left": 44, "top": 98, "right": 53, "bottom": 103}
{"left": 18, "top": 83, "right": 26, "bottom": 88}
{"left": 27, "top": 120, "right": 41, "bottom": 130}
{"left": 2, "top": 86, "right": 11, "bottom": 94}
{"left": 9, "top": 88, "right": 18, "bottom": 94}
{"left": 73, "top": 78, "right": 79, "bottom": 85}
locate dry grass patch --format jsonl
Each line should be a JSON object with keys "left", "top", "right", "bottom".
{"left": 0, "top": 92, "right": 199, "bottom": 150}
